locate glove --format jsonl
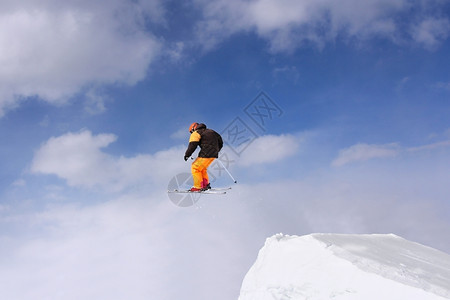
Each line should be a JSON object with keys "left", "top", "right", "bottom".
{"left": 184, "top": 156, "right": 189, "bottom": 161}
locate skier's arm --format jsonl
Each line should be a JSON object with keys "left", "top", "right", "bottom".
{"left": 184, "top": 131, "right": 201, "bottom": 158}
{"left": 185, "top": 141, "right": 199, "bottom": 158}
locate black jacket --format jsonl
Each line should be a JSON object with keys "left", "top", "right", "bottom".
{"left": 185, "top": 123, "right": 223, "bottom": 158}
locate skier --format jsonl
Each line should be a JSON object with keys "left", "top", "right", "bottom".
{"left": 184, "top": 122, "right": 223, "bottom": 192}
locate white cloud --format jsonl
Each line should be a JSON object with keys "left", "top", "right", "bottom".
{"left": 31, "top": 130, "right": 118, "bottom": 188}
{"left": 193, "top": 0, "right": 449, "bottom": 53}
{"left": 0, "top": 192, "right": 257, "bottom": 300}
{"left": 332, "top": 143, "right": 400, "bottom": 167}
{"left": 411, "top": 18, "right": 450, "bottom": 50}
{"left": 0, "top": 0, "right": 164, "bottom": 117}
{"left": 1, "top": 0, "right": 448, "bottom": 117}
{"left": 12, "top": 179, "right": 26, "bottom": 187}
{"left": 434, "top": 81, "right": 450, "bottom": 91}
{"left": 30, "top": 130, "right": 185, "bottom": 191}
{"left": 170, "top": 126, "right": 189, "bottom": 140}
{"left": 239, "top": 134, "right": 300, "bottom": 166}
{"left": 0, "top": 198, "right": 173, "bottom": 299}
{"left": 407, "top": 140, "right": 450, "bottom": 152}
{"left": 83, "top": 89, "right": 108, "bottom": 115}
{"left": 272, "top": 66, "right": 300, "bottom": 84}
{"left": 332, "top": 139, "right": 450, "bottom": 167}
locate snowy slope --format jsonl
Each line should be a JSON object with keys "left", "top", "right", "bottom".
{"left": 239, "top": 234, "right": 450, "bottom": 300}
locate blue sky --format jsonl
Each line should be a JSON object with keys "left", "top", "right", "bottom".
{"left": 1, "top": 1, "right": 450, "bottom": 299}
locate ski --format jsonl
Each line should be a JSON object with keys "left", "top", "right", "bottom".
{"left": 168, "top": 189, "right": 227, "bottom": 194}
{"left": 209, "top": 187, "right": 232, "bottom": 191}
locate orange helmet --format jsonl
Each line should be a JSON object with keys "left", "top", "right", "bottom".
{"left": 189, "top": 122, "right": 199, "bottom": 133}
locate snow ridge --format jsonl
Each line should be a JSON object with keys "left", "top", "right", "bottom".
{"left": 313, "top": 233, "right": 450, "bottom": 297}
{"left": 239, "top": 233, "right": 450, "bottom": 300}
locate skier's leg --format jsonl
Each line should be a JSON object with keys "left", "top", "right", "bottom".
{"left": 191, "top": 158, "right": 204, "bottom": 189}
{"left": 192, "top": 158, "right": 215, "bottom": 189}
{"left": 200, "top": 158, "right": 215, "bottom": 188}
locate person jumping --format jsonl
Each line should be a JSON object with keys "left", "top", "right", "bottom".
{"left": 184, "top": 122, "right": 223, "bottom": 192}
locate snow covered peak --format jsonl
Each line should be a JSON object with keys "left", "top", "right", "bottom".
{"left": 239, "top": 233, "right": 450, "bottom": 300}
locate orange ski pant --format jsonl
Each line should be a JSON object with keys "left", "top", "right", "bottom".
{"left": 191, "top": 157, "right": 215, "bottom": 189}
